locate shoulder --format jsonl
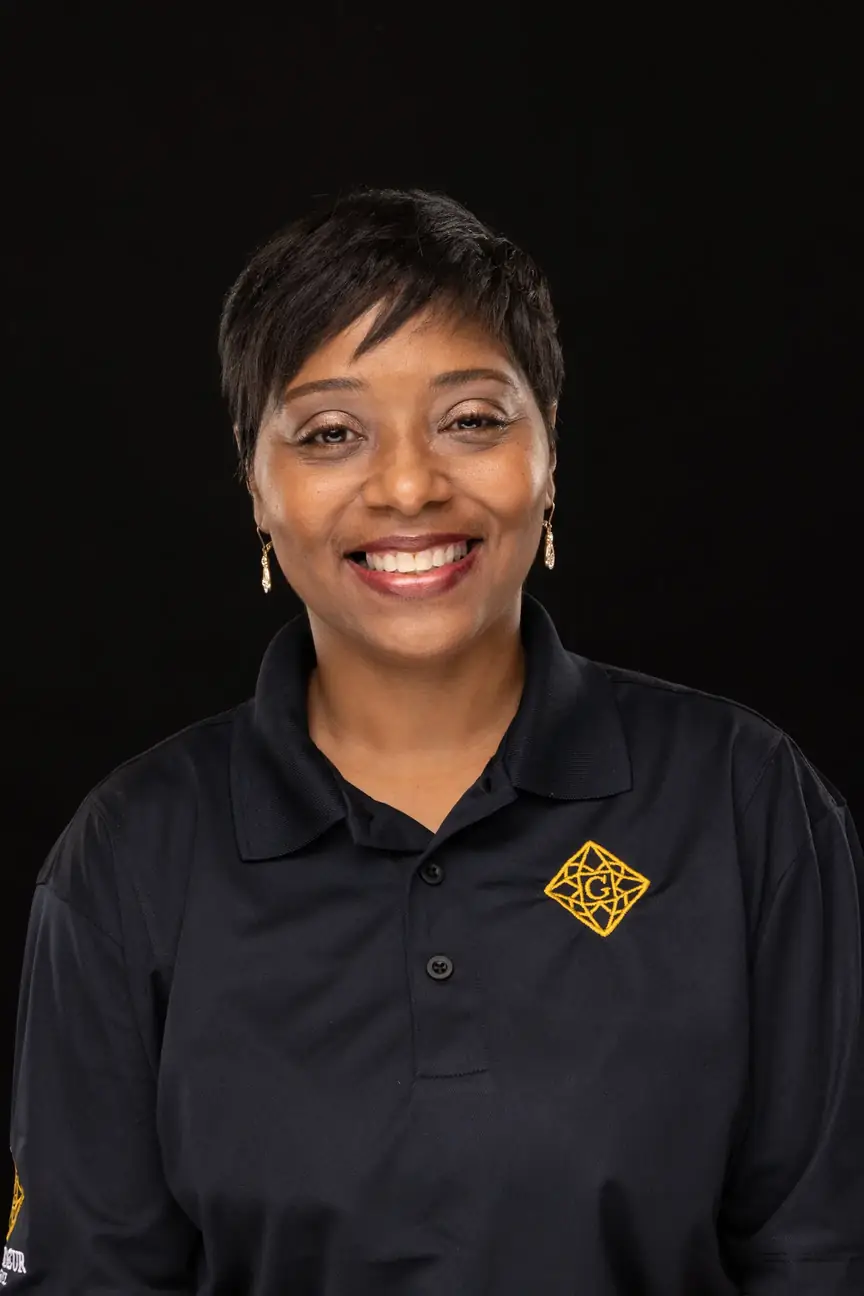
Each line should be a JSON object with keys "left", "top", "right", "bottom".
{"left": 588, "top": 657, "right": 793, "bottom": 807}
{"left": 597, "top": 657, "right": 781, "bottom": 736}
{"left": 35, "top": 703, "right": 245, "bottom": 945}
{"left": 84, "top": 704, "right": 242, "bottom": 830}
{"left": 593, "top": 655, "right": 849, "bottom": 816}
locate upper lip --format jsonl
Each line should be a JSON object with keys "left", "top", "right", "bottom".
{"left": 346, "top": 533, "right": 480, "bottom": 555}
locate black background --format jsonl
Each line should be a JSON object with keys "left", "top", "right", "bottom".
{"left": 2, "top": 6, "right": 861, "bottom": 1214}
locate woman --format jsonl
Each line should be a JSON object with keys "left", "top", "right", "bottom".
{"left": 5, "top": 189, "right": 863, "bottom": 1294}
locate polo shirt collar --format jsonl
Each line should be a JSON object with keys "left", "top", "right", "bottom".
{"left": 230, "top": 591, "right": 632, "bottom": 861}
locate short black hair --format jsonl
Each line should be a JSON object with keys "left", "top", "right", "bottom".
{"left": 218, "top": 187, "right": 564, "bottom": 486}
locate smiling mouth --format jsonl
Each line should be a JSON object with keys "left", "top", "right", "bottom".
{"left": 346, "top": 538, "right": 482, "bottom": 570}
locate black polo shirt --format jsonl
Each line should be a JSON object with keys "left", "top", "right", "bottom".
{"left": 5, "top": 592, "right": 864, "bottom": 1294}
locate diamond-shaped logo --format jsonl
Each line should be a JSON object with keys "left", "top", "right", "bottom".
{"left": 544, "top": 840, "right": 650, "bottom": 937}
{"left": 7, "top": 1160, "right": 24, "bottom": 1241}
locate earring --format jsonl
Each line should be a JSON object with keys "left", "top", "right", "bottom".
{"left": 256, "top": 526, "right": 274, "bottom": 593}
{"left": 543, "top": 502, "right": 556, "bottom": 570}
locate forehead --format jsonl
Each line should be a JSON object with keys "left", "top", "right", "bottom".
{"left": 289, "top": 304, "right": 520, "bottom": 388}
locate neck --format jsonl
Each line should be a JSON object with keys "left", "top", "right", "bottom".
{"left": 305, "top": 599, "right": 525, "bottom": 770}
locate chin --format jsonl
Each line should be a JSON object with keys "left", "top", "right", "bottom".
{"left": 361, "top": 611, "right": 476, "bottom": 655}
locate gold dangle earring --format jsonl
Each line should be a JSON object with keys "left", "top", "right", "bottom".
{"left": 543, "top": 502, "right": 556, "bottom": 570}
{"left": 256, "top": 526, "right": 274, "bottom": 593}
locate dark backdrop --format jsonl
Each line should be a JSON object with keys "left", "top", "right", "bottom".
{"left": 2, "top": 7, "right": 861, "bottom": 1213}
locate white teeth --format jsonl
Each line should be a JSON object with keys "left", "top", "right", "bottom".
{"left": 365, "top": 541, "right": 470, "bottom": 572}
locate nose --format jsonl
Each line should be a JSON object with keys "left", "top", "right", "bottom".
{"left": 359, "top": 425, "right": 454, "bottom": 516}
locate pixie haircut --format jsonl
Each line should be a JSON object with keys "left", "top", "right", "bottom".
{"left": 218, "top": 187, "right": 565, "bottom": 486}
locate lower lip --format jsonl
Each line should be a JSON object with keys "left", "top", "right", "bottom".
{"left": 345, "top": 544, "right": 482, "bottom": 600}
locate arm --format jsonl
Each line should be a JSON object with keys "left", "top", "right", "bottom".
{"left": 718, "top": 736, "right": 864, "bottom": 1293}
{"left": 4, "top": 799, "right": 201, "bottom": 1291}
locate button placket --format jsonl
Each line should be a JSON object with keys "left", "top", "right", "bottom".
{"left": 408, "top": 847, "right": 488, "bottom": 1079}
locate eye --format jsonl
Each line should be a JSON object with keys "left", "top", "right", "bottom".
{"left": 448, "top": 412, "right": 510, "bottom": 432}
{"left": 296, "top": 424, "right": 358, "bottom": 448}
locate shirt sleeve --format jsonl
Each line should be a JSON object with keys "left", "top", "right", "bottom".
{"left": 4, "top": 796, "right": 201, "bottom": 1292}
{"left": 718, "top": 734, "right": 864, "bottom": 1293}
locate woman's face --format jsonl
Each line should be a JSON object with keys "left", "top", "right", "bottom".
{"left": 249, "top": 305, "right": 556, "bottom": 664}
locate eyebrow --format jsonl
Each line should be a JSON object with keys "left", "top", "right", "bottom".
{"left": 278, "top": 376, "right": 366, "bottom": 406}
{"left": 430, "top": 367, "right": 518, "bottom": 392}
{"left": 278, "top": 367, "right": 518, "bottom": 407}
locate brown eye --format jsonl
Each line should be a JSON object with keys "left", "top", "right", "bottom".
{"left": 449, "top": 413, "right": 509, "bottom": 432}
{"left": 297, "top": 425, "right": 357, "bottom": 448}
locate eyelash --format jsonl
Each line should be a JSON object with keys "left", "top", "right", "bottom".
{"left": 296, "top": 413, "right": 510, "bottom": 448}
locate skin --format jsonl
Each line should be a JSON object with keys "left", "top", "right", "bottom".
{"left": 247, "top": 303, "right": 556, "bottom": 792}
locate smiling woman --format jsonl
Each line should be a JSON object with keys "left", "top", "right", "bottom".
{"left": 6, "top": 188, "right": 864, "bottom": 1296}
{"left": 215, "top": 191, "right": 562, "bottom": 779}
{"left": 218, "top": 190, "right": 561, "bottom": 706}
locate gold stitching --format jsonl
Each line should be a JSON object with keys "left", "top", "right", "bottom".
{"left": 545, "top": 840, "right": 650, "bottom": 937}
{"left": 6, "top": 1162, "right": 24, "bottom": 1241}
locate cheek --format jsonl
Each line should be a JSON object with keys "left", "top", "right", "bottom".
{"left": 259, "top": 464, "right": 340, "bottom": 549}
{"left": 468, "top": 446, "right": 548, "bottom": 521}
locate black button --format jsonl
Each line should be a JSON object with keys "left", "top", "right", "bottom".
{"left": 426, "top": 955, "right": 454, "bottom": 980}
{"left": 419, "top": 861, "right": 444, "bottom": 885}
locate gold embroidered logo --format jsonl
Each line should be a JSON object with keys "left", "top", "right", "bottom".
{"left": 6, "top": 1163, "right": 23, "bottom": 1242}
{"left": 544, "top": 840, "right": 650, "bottom": 937}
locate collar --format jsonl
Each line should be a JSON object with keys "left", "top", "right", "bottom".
{"left": 230, "top": 591, "right": 632, "bottom": 860}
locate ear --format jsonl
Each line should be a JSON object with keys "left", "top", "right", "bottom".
{"left": 546, "top": 403, "right": 558, "bottom": 476}
{"left": 232, "top": 423, "right": 252, "bottom": 492}
{"left": 546, "top": 405, "right": 558, "bottom": 490}
{"left": 251, "top": 497, "right": 269, "bottom": 536}
{"left": 244, "top": 461, "right": 267, "bottom": 532}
